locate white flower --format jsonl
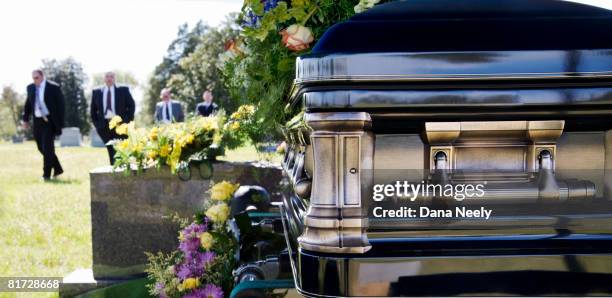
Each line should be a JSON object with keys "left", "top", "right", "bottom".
{"left": 280, "top": 24, "right": 314, "bottom": 52}
{"left": 354, "top": 0, "right": 381, "bottom": 13}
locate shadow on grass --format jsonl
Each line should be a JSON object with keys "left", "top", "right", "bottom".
{"left": 46, "top": 178, "right": 81, "bottom": 185}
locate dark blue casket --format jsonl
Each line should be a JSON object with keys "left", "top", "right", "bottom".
{"left": 280, "top": 0, "right": 612, "bottom": 296}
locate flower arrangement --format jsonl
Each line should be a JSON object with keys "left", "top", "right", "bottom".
{"left": 219, "top": 0, "right": 388, "bottom": 144}
{"left": 108, "top": 106, "right": 256, "bottom": 175}
{"left": 146, "top": 180, "right": 240, "bottom": 298}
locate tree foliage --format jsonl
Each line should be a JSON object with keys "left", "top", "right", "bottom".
{"left": 42, "top": 57, "right": 90, "bottom": 134}
{"left": 144, "top": 21, "right": 209, "bottom": 121}
{"left": 167, "top": 15, "right": 241, "bottom": 114}
{"left": 220, "top": 0, "right": 384, "bottom": 144}
{"left": 91, "top": 70, "right": 139, "bottom": 87}
{"left": 0, "top": 86, "right": 24, "bottom": 139}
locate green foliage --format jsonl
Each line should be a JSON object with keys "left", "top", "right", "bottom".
{"left": 168, "top": 16, "right": 241, "bottom": 114}
{"left": 0, "top": 86, "right": 24, "bottom": 139}
{"left": 145, "top": 16, "right": 240, "bottom": 124}
{"left": 144, "top": 21, "right": 210, "bottom": 123}
{"left": 42, "top": 57, "right": 90, "bottom": 134}
{"left": 91, "top": 70, "right": 140, "bottom": 87}
{"left": 220, "top": 0, "right": 380, "bottom": 145}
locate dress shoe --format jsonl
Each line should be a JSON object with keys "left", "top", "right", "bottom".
{"left": 41, "top": 176, "right": 51, "bottom": 182}
{"left": 53, "top": 169, "right": 64, "bottom": 178}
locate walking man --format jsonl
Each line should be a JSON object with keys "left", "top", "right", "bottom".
{"left": 90, "top": 72, "right": 136, "bottom": 165}
{"left": 22, "top": 69, "right": 65, "bottom": 181}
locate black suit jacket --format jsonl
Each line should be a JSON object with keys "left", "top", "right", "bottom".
{"left": 196, "top": 102, "right": 219, "bottom": 117}
{"left": 90, "top": 85, "right": 135, "bottom": 131}
{"left": 22, "top": 81, "right": 65, "bottom": 135}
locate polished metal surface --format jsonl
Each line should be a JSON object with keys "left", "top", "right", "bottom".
{"left": 298, "top": 112, "right": 374, "bottom": 253}
{"left": 295, "top": 50, "right": 612, "bottom": 84}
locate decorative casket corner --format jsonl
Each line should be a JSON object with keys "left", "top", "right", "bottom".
{"left": 298, "top": 111, "right": 373, "bottom": 254}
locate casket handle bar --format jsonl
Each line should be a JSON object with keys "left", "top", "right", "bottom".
{"left": 298, "top": 112, "right": 373, "bottom": 254}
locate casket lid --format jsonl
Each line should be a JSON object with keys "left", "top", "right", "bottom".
{"left": 312, "top": 0, "right": 612, "bottom": 53}
{"left": 294, "top": 0, "right": 612, "bottom": 87}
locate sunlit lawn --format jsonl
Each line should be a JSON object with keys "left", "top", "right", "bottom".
{"left": 0, "top": 141, "right": 273, "bottom": 298}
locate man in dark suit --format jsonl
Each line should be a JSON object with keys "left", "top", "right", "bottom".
{"left": 195, "top": 90, "right": 218, "bottom": 117}
{"left": 90, "top": 72, "right": 135, "bottom": 165}
{"left": 22, "top": 69, "right": 65, "bottom": 181}
{"left": 154, "top": 88, "right": 184, "bottom": 123}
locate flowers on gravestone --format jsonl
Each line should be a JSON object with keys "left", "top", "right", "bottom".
{"left": 280, "top": 24, "right": 314, "bottom": 51}
{"left": 146, "top": 180, "right": 239, "bottom": 298}
{"left": 109, "top": 112, "right": 231, "bottom": 175}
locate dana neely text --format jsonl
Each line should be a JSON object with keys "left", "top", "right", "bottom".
{"left": 372, "top": 206, "right": 492, "bottom": 219}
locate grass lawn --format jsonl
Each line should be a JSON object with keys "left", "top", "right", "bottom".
{"left": 0, "top": 141, "right": 274, "bottom": 298}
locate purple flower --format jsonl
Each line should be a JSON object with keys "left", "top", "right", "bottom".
{"left": 179, "top": 223, "right": 208, "bottom": 254}
{"left": 154, "top": 282, "right": 168, "bottom": 298}
{"left": 176, "top": 251, "right": 216, "bottom": 280}
{"left": 263, "top": 0, "right": 279, "bottom": 12}
{"left": 183, "top": 284, "right": 224, "bottom": 298}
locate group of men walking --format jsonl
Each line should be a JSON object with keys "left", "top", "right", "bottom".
{"left": 22, "top": 70, "right": 219, "bottom": 181}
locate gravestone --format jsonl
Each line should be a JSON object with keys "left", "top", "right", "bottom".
{"left": 11, "top": 135, "right": 24, "bottom": 143}
{"left": 60, "top": 127, "right": 82, "bottom": 147}
{"left": 60, "top": 161, "right": 283, "bottom": 297}
{"left": 89, "top": 129, "right": 105, "bottom": 147}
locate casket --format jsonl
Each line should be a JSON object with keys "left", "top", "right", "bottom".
{"left": 281, "top": 0, "right": 612, "bottom": 296}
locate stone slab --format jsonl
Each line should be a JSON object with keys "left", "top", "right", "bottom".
{"left": 60, "top": 127, "right": 82, "bottom": 147}
{"left": 89, "top": 129, "right": 105, "bottom": 147}
{"left": 90, "top": 161, "right": 282, "bottom": 279}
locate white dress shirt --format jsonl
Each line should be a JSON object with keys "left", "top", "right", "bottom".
{"left": 102, "top": 85, "right": 116, "bottom": 119}
{"left": 34, "top": 80, "right": 49, "bottom": 118}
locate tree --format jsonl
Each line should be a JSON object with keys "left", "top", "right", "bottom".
{"left": 143, "top": 21, "right": 211, "bottom": 123}
{"left": 91, "top": 70, "right": 139, "bottom": 87}
{"left": 42, "top": 58, "right": 90, "bottom": 134}
{"left": 167, "top": 14, "right": 241, "bottom": 114}
{"left": 0, "top": 86, "right": 24, "bottom": 139}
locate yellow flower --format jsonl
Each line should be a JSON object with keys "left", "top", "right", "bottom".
{"left": 184, "top": 133, "right": 194, "bottom": 145}
{"left": 230, "top": 122, "right": 240, "bottom": 131}
{"left": 134, "top": 142, "right": 144, "bottom": 154}
{"left": 205, "top": 203, "right": 229, "bottom": 224}
{"left": 117, "top": 140, "right": 130, "bottom": 151}
{"left": 148, "top": 127, "right": 159, "bottom": 141}
{"left": 115, "top": 123, "right": 129, "bottom": 135}
{"left": 196, "top": 117, "right": 218, "bottom": 132}
{"left": 178, "top": 231, "right": 185, "bottom": 241}
{"left": 159, "top": 144, "right": 171, "bottom": 157}
{"left": 199, "top": 232, "right": 214, "bottom": 250}
{"left": 210, "top": 181, "right": 239, "bottom": 201}
{"left": 212, "top": 133, "right": 222, "bottom": 145}
{"left": 108, "top": 116, "right": 122, "bottom": 130}
{"left": 147, "top": 150, "right": 158, "bottom": 160}
{"left": 179, "top": 278, "right": 200, "bottom": 291}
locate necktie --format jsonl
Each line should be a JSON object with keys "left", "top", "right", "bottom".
{"left": 165, "top": 103, "right": 171, "bottom": 121}
{"left": 106, "top": 88, "right": 112, "bottom": 113}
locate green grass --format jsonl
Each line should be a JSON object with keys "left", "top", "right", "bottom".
{"left": 0, "top": 141, "right": 106, "bottom": 298}
{"left": 0, "top": 141, "right": 276, "bottom": 298}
